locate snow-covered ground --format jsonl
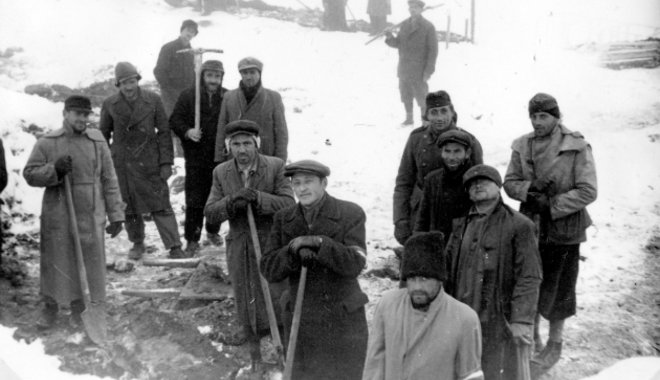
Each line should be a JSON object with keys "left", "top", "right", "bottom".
{"left": 1, "top": 0, "right": 659, "bottom": 378}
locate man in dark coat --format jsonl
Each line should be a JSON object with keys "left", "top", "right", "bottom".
{"left": 261, "top": 160, "right": 369, "bottom": 380}
{"left": 415, "top": 130, "right": 476, "bottom": 242}
{"left": 100, "top": 62, "right": 185, "bottom": 259}
{"left": 204, "top": 120, "right": 294, "bottom": 365}
{"left": 445, "top": 165, "right": 542, "bottom": 380}
{"left": 214, "top": 57, "right": 288, "bottom": 164}
{"left": 322, "top": 0, "right": 348, "bottom": 31}
{"left": 367, "top": 0, "right": 391, "bottom": 35}
{"left": 0, "top": 138, "right": 7, "bottom": 267}
{"left": 24, "top": 96, "right": 125, "bottom": 328}
{"left": 170, "top": 59, "right": 227, "bottom": 254}
{"left": 385, "top": 0, "right": 438, "bottom": 125}
{"left": 393, "top": 91, "right": 482, "bottom": 247}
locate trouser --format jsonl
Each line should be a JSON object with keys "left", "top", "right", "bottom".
{"left": 184, "top": 207, "right": 220, "bottom": 242}
{"left": 399, "top": 77, "right": 428, "bottom": 116}
{"left": 482, "top": 319, "right": 518, "bottom": 380}
{"left": 42, "top": 295, "right": 85, "bottom": 315}
{"left": 369, "top": 15, "right": 387, "bottom": 34}
{"left": 538, "top": 243, "right": 580, "bottom": 320}
{"left": 160, "top": 87, "right": 184, "bottom": 157}
{"left": 125, "top": 210, "right": 181, "bottom": 249}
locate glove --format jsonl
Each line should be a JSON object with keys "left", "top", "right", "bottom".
{"left": 54, "top": 155, "right": 72, "bottom": 177}
{"left": 525, "top": 193, "right": 551, "bottom": 215}
{"left": 299, "top": 247, "right": 317, "bottom": 267}
{"left": 160, "top": 165, "right": 173, "bottom": 180}
{"left": 529, "top": 178, "right": 552, "bottom": 193}
{"left": 233, "top": 188, "right": 258, "bottom": 204}
{"left": 105, "top": 221, "right": 123, "bottom": 238}
{"left": 394, "top": 220, "right": 412, "bottom": 245}
{"left": 288, "top": 236, "right": 323, "bottom": 254}
{"left": 509, "top": 323, "right": 533, "bottom": 346}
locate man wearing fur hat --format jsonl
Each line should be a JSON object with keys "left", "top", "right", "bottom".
{"left": 363, "top": 231, "right": 483, "bottom": 380}
{"left": 100, "top": 62, "right": 185, "bottom": 259}
{"left": 261, "top": 159, "right": 369, "bottom": 380}
{"left": 445, "top": 164, "right": 542, "bottom": 380}
{"left": 503, "top": 93, "right": 597, "bottom": 375}
{"left": 393, "top": 90, "right": 482, "bottom": 248}
{"left": 214, "top": 57, "right": 288, "bottom": 164}
{"left": 204, "top": 120, "right": 294, "bottom": 365}
{"left": 385, "top": 0, "right": 438, "bottom": 125}
{"left": 170, "top": 60, "right": 227, "bottom": 255}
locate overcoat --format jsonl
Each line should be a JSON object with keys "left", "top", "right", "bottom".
{"left": 23, "top": 124, "right": 125, "bottom": 305}
{"left": 214, "top": 86, "right": 288, "bottom": 163}
{"left": 153, "top": 37, "right": 195, "bottom": 91}
{"left": 261, "top": 194, "right": 369, "bottom": 380}
{"left": 204, "top": 154, "right": 294, "bottom": 334}
{"left": 385, "top": 16, "right": 438, "bottom": 81}
{"left": 100, "top": 89, "right": 174, "bottom": 214}
{"left": 367, "top": 0, "right": 391, "bottom": 17}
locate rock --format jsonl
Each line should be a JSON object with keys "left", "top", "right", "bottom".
{"left": 113, "top": 259, "right": 134, "bottom": 273}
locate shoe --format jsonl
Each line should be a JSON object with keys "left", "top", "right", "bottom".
{"left": 168, "top": 246, "right": 188, "bottom": 259}
{"left": 185, "top": 241, "right": 200, "bottom": 256}
{"left": 128, "top": 242, "right": 146, "bottom": 260}
{"left": 402, "top": 113, "right": 413, "bottom": 125}
{"left": 206, "top": 233, "right": 223, "bottom": 246}
{"left": 532, "top": 340, "right": 562, "bottom": 370}
{"left": 36, "top": 303, "right": 58, "bottom": 329}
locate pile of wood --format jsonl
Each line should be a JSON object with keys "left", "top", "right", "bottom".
{"left": 601, "top": 39, "right": 660, "bottom": 70}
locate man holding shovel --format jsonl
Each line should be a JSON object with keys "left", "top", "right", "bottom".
{"left": 24, "top": 95, "right": 125, "bottom": 330}
{"left": 204, "top": 120, "right": 294, "bottom": 366}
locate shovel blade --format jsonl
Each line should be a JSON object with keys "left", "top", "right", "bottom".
{"left": 81, "top": 305, "right": 107, "bottom": 345}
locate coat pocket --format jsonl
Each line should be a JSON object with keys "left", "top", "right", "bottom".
{"left": 549, "top": 208, "right": 591, "bottom": 242}
{"left": 341, "top": 291, "right": 369, "bottom": 314}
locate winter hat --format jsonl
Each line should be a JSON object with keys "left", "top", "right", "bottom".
{"left": 426, "top": 90, "right": 452, "bottom": 109}
{"left": 408, "top": 0, "right": 425, "bottom": 8}
{"left": 202, "top": 60, "right": 224, "bottom": 74}
{"left": 180, "top": 19, "right": 199, "bottom": 35}
{"left": 64, "top": 95, "right": 92, "bottom": 114}
{"left": 238, "top": 57, "right": 263, "bottom": 72}
{"left": 528, "top": 93, "right": 560, "bottom": 119}
{"left": 463, "top": 164, "right": 502, "bottom": 188}
{"left": 114, "top": 62, "right": 141, "bottom": 86}
{"left": 284, "top": 160, "right": 331, "bottom": 178}
{"left": 224, "top": 120, "right": 261, "bottom": 149}
{"left": 437, "top": 130, "right": 471, "bottom": 149}
{"left": 401, "top": 232, "right": 446, "bottom": 281}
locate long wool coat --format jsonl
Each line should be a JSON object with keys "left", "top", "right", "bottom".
{"left": 204, "top": 154, "right": 294, "bottom": 335}
{"left": 367, "top": 0, "right": 391, "bottom": 17}
{"left": 23, "top": 124, "right": 125, "bottom": 305}
{"left": 385, "top": 16, "right": 438, "bottom": 81}
{"left": 100, "top": 89, "right": 174, "bottom": 214}
{"left": 214, "top": 86, "right": 288, "bottom": 163}
{"left": 261, "top": 194, "right": 369, "bottom": 380}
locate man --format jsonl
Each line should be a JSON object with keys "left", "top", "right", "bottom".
{"left": 24, "top": 96, "right": 125, "bottom": 328}
{"left": 214, "top": 57, "right": 288, "bottom": 164}
{"left": 170, "top": 59, "right": 227, "bottom": 255}
{"left": 204, "top": 120, "right": 294, "bottom": 365}
{"left": 322, "top": 0, "right": 348, "bottom": 31}
{"left": 363, "top": 231, "right": 483, "bottom": 380}
{"left": 444, "top": 164, "right": 542, "bottom": 380}
{"left": 100, "top": 62, "right": 185, "bottom": 259}
{"left": 385, "top": 0, "right": 438, "bottom": 125}
{"left": 367, "top": 0, "right": 391, "bottom": 35}
{"left": 503, "top": 93, "right": 597, "bottom": 374}
{"left": 0, "top": 138, "right": 6, "bottom": 267}
{"left": 415, "top": 130, "right": 477, "bottom": 242}
{"left": 393, "top": 90, "right": 482, "bottom": 247}
{"left": 261, "top": 160, "right": 369, "bottom": 380}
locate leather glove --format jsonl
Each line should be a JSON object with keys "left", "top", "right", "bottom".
{"left": 394, "top": 220, "right": 412, "bottom": 245}
{"left": 233, "top": 188, "right": 258, "bottom": 204}
{"left": 105, "top": 221, "right": 123, "bottom": 238}
{"left": 509, "top": 323, "right": 533, "bottom": 346}
{"left": 299, "top": 247, "right": 317, "bottom": 267}
{"left": 525, "top": 193, "right": 551, "bottom": 215}
{"left": 288, "top": 236, "right": 323, "bottom": 254}
{"left": 54, "top": 155, "right": 72, "bottom": 177}
{"left": 529, "top": 178, "right": 552, "bottom": 193}
{"left": 160, "top": 165, "right": 173, "bottom": 180}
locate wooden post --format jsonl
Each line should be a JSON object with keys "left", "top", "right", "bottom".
{"left": 464, "top": 19, "right": 469, "bottom": 43}
{"left": 446, "top": 14, "right": 451, "bottom": 49}
{"left": 471, "top": 0, "right": 476, "bottom": 43}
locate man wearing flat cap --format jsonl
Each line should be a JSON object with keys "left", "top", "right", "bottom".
{"left": 503, "top": 93, "right": 597, "bottom": 374}
{"left": 170, "top": 60, "right": 227, "bottom": 255}
{"left": 385, "top": 0, "right": 438, "bottom": 125}
{"left": 24, "top": 95, "right": 125, "bottom": 329}
{"left": 204, "top": 120, "right": 294, "bottom": 364}
{"left": 444, "top": 164, "right": 542, "bottom": 380}
{"left": 364, "top": 231, "right": 483, "bottom": 380}
{"left": 261, "top": 159, "right": 369, "bottom": 380}
{"left": 101, "top": 62, "right": 185, "bottom": 259}
{"left": 214, "top": 57, "right": 288, "bottom": 164}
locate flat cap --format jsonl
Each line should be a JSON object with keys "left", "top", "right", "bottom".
{"left": 408, "top": 0, "right": 426, "bottom": 8}
{"left": 284, "top": 160, "right": 331, "bottom": 178}
{"left": 225, "top": 120, "right": 259, "bottom": 138}
{"left": 437, "top": 129, "right": 471, "bottom": 148}
{"left": 64, "top": 95, "right": 92, "bottom": 113}
{"left": 463, "top": 164, "right": 502, "bottom": 188}
{"left": 180, "top": 19, "right": 199, "bottom": 34}
{"left": 238, "top": 57, "right": 263, "bottom": 72}
{"left": 202, "top": 59, "right": 224, "bottom": 73}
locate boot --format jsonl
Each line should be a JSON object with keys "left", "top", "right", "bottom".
{"left": 532, "top": 340, "right": 562, "bottom": 371}
{"left": 169, "top": 245, "right": 187, "bottom": 259}
{"left": 185, "top": 241, "right": 200, "bottom": 256}
{"left": 402, "top": 113, "right": 413, "bottom": 125}
{"left": 128, "top": 242, "right": 146, "bottom": 260}
{"left": 206, "top": 233, "right": 223, "bottom": 246}
{"left": 69, "top": 299, "right": 84, "bottom": 328}
{"left": 36, "top": 302, "right": 58, "bottom": 329}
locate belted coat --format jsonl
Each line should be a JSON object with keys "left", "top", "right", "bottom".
{"left": 385, "top": 16, "right": 438, "bottom": 81}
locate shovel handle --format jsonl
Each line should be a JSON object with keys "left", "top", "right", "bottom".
{"left": 283, "top": 266, "right": 307, "bottom": 380}
{"left": 64, "top": 175, "right": 92, "bottom": 306}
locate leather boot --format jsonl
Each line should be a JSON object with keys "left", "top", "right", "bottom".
{"left": 169, "top": 245, "right": 187, "bottom": 259}
{"left": 185, "top": 241, "right": 200, "bottom": 256}
{"left": 36, "top": 301, "right": 58, "bottom": 329}
{"left": 128, "top": 242, "right": 146, "bottom": 260}
{"left": 531, "top": 340, "right": 562, "bottom": 375}
{"left": 206, "top": 233, "right": 223, "bottom": 246}
{"left": 402, "top": 113, "right": 414, "bottom": 125}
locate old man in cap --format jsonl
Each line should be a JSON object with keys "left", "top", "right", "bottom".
{"left": 444, "top": 164, "right": 542, "bottom": 380}
{"left": 204, "top": 120, "right": 294, "bottom": 365}
{"left": 261, "top": 159, "right": 369, "bottom": 380}
{"left": 24, "top": 95, "right": 125, "bottom": 328}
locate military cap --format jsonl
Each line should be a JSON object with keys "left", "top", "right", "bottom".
{"left": 528, "top": 93, "right": 560, "bottom": 119}
{"left": 408, "top": 0, "right": 426, "bottom": 8}
{"left": 426, "top": 90, "right": 452, "bottom": 109}
{"left": 180, "top": 19, "right": 199, "bottom": 34}
{"left": 64, "top": 95, "right": 92, "bottom": 114}
{"left": 437, "top": 130, "right": 471, "bottom": 148}
{"left": 463, "top": 164, "right": 502, "bottom": 188}
{"left": 114, "top": 62, "right": 141, "bottom": 86}
{"left": 238, "top": 57, "right": 263, "bottom": 72}
{"left": 225, "top": 120, "right": 260, "bottom": 138}
{"left": 284, "top": 160, "right": 331, "bottom": 178}
{"left": 202, "top": 60, "right": 224, "bottom": 73}
{"left": 401, "top": 231, "right": 446, "bottom": 281}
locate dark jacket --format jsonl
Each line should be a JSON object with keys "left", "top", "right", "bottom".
{"left": 153, "top": 37, "right": 195, "bottom": 91}
{"left": 367, "top": 0, "right": 391, "bottom": 16}
{"left": 385, "top": 16, "right": 438, "bottom": 81}
{"left": 100, "top": 88, "right": 174, "bottom": 214}
{"left": 261, "top": 194, "right": 369, "bottom": 380}
{"left": 0, "top": 139, "right": 7, "bottom": 258}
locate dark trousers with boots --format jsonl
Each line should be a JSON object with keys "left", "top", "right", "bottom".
{"left": 184, "top": 207, "right": 220, "bottom": 242}
{"left": 399, "top": 77, "right": 428, "bottom": 119}
{"left": 125, "top": 210, "right": 181, "bottom": 249}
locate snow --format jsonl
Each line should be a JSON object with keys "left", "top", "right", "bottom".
{"left": 1, "top": 0, "right": 659, "bottom": 378}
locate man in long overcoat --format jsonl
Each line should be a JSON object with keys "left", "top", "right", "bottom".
{"left": 261, "top": 160, "right": 369, "bottom": 380}
{"left": 204, "top": 120, "right": 294, "bottom": 364}
{"left": 214, "top": 57, "right": 288, "bottom": 164}
{"left": 170, "top": 59, "right": 227, "bottom": 254}
{"left": 24, "top": 96, "right": 125, "bottom": 328}
{"left": 367, "top": 0, "right": 391, "bottom": 35}
{"left": 0, "top": 138, "right": 7, "bottom": 266}
{"left": 385, "top": 0, "right": 438, "bottom": 125}
{"left": 445, "top": 165, "right": 542, "bottom": 380}
{"left": 100, "top": 62, "right": 184, "bottom": 259}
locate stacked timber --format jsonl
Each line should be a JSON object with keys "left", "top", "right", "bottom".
{"left": 601, "top": 39, "right": 660, "bottom": 69}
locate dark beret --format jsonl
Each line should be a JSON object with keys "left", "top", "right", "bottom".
{"left": 463, "top": 164, "right": 502, "bottom": 188}
{"left": 284, "top": 160, "right": 331, "bottom": 178}
{"left": 64, "top": 95, "right": 92, "bottom": 113}
{"left": 528, "top": 93, "right": 560, "bottom": 119}
{"left": 225, "top": 120, "right": 259, "bottom": 138}
{"left": 401, "top": 231, "right": 446, "bottom": 281}
{"left": 437, "top": 130, "right": 471, "bottom": 148}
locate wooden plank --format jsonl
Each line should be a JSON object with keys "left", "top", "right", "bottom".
{"left": 142, "top": 258, "right": 201, "bottom": 268}
{"left": 121, "top": 288, "right": 181, "bottom": 298}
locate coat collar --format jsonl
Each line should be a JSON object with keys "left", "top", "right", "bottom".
{"left": 225, "top": 154, "right": 269, "bottom": 187}
{"left": 110, "top": 88, "right": 154, "bottom": 128}
{"left": 283, "top": 192, "right": 341, "bottom": 223}
{"left": 45, "top": 122, "right": 104, "bottom": 142}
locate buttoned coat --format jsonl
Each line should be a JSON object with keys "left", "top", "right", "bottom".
{"left": 23, "top": 124, "right": 125, "bottom": 305}
{"left": 153, "top": 37, "right": 195, "bottom": 92}
{"left": 385, "top": 16, "right": 438, "bottom": 81}
{"left": 100, "top": 89, "right": 174, "bottom": 214}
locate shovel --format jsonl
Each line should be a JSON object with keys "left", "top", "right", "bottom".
{"left": 283, "top": 265, "right": 307, "bottom": 380}
{"left": 64, "top": 175, "right": 107, "bottom": 345}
